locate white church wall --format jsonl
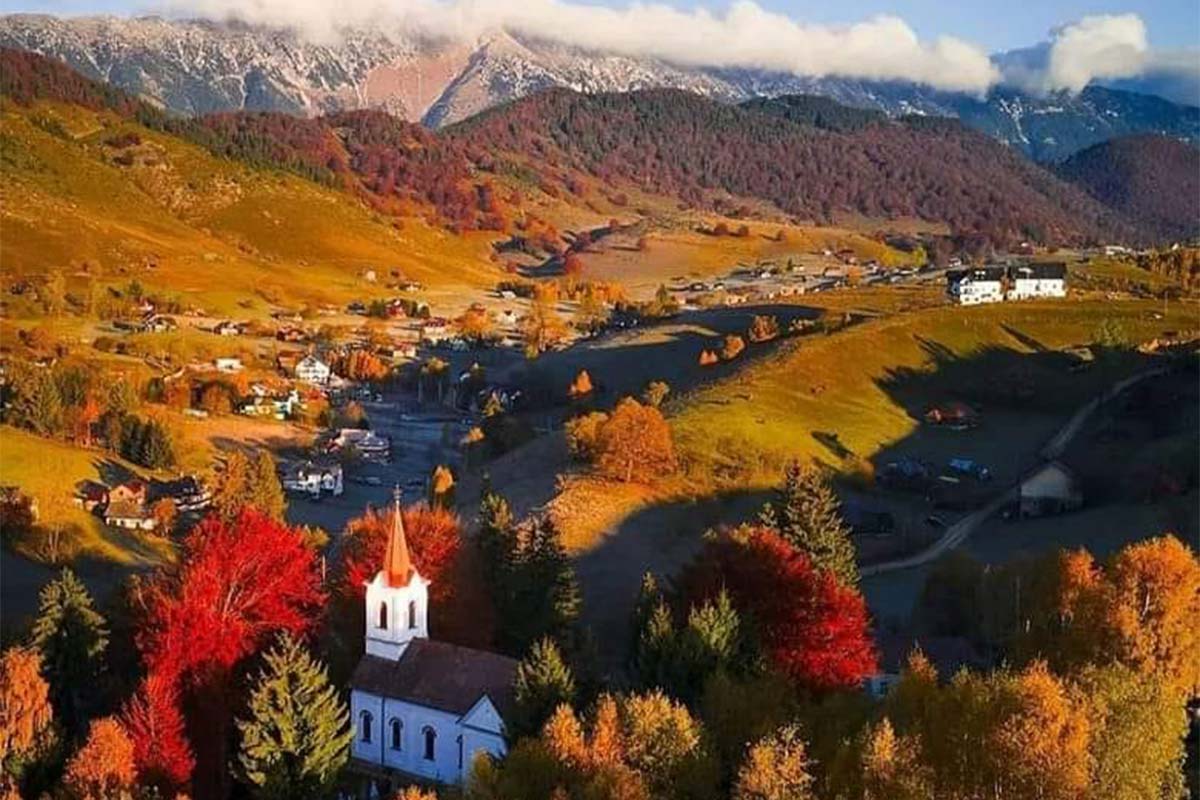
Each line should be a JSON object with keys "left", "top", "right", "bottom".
{"left": 364, "top": 572, "right": 430, "bottom": 660}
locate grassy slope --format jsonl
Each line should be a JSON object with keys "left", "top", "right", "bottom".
{"left": 671, "top": 297, "right": 1198, "bottom": 489}
{"left": 0, "top": 101, "right": 500, "bottom": 320}
{"left": 0, "top": 427, "right": 175, "bottom": 565}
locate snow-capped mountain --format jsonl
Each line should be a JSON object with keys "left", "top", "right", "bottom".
{"left": 2, "top": 13, "right": 1197, "bottom": 161}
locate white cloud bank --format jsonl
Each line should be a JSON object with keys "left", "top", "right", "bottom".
{"left": 159, "top": 0, "right": 1000, "bottom": 93}
{"left": 156, "top": 0, "right": 1194, "bottom": 98}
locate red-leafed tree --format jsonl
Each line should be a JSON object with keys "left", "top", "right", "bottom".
{"left": 679, "top": 526, "right": 877, "bottom": 691}
{"left": 339, "top": 504, "right": 461, "bottom": 604}
{"left": 133, "top": 509, "right": 325, "bottom": 798}
{"left": 121, "top": 673, "right": 194, "bottom": 793}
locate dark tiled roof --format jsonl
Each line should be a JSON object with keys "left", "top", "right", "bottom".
{"left": 946, "top": 267, "right": 1005, "bottom": 282}
{"left": 1021, "top": 262, "right": 1067, "bottom": 279}
{"left": 351, "top": 640, "right": 517, "bottom": 718}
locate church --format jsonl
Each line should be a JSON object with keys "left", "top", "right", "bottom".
{"left": 350, "top": 491, "right": 516, "bottom": 785}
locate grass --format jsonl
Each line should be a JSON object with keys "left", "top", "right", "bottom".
{"left": 0, "top": 427, "right": 175, "bottom": 565}
{"left": 0, "top": 101, "right": 503, "bottom": 322}
{"left": 669, "top": 296, "right": 1200, "bottom": 490}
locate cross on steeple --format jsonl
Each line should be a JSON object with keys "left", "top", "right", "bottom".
{"left": 383, "top": 485, "right": 413, "bottom": 588}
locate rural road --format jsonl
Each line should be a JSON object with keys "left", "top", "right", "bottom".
{"left": 861, "top": 365, "right": 1168, "bottom": 577}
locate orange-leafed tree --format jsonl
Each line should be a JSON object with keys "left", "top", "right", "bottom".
{"left": 568, "top": 369, "right": 594, "bottom": 399}
{"left": 679, "top": 527, "right": 876, "bottom": 691}
{"left": 63, "top": 716, "right": 136, "bottom": 798}
{"left": 0, "top": 646, "right": 53, "bottom": 763}
{"left": 595, "top": 398, "right": 676, "bottom": 484}
{"left": 721, "top": 335, "right": 746, "bottom": 361}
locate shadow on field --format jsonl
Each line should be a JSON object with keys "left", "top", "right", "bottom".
{"left": 507, "top": 303, "right": 849, "bottom": 411}
{"left": 573, "top": 486, "right": 772, "bottom": 676}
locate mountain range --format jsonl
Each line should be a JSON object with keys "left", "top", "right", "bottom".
{"left": 3, "top": 13, "right": 1198, "bottom": 163}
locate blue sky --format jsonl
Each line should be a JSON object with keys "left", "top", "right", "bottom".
{"left": 4, "top": 0, "right": 1198, "bottom": 51}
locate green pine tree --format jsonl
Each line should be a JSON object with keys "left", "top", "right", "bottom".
{"left": 635, "top": 601, "right": 678, "bottom": 692}
{"left": 236, "top": 634, "right": 352, "bottom": 800}
{"left": 761, "top": 461, "right": 859, "bottom": 586}
{"left": 31, "top": 568, "right": 108, "bottom": 736}
{"left": 511, "top": 637, "right": 577, "bottom": 738}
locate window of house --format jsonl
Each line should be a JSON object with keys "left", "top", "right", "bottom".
{"left": 359, "top": 711, "right": 373, "bottom": 744}
{"left": 378, "top": 602, "right": 388, "bottom": 630}
{"left": 422, "top": 726, "right": 436, "bottom": 761}
{"left": 457, "top": 734, "right": 463, "bottom": 769}
{"left": 390, "top": 718, "right": 403, "bottom": 751}
{"left": 408, "top": 600, "right": 417, "bottom": 630}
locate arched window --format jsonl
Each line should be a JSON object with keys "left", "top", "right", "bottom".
{"left": 359, "top": 710, "right": 373, "bottom": 744}
{"left": 422, "top": 726, "right": 436, "bottom": 761}
{"left": 408, "top": 600, "right": 417, "bottom": 630}
{"left": 390, "top": 718, "right": 403, "bottom": 751}
{"left": 378, "top": 602, "right": 388, "bottom": 630}
{"left": 457, "top": 734, "right": 463, "bottom": 769}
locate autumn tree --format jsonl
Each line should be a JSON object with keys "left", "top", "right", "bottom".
{"left": 456, "top": 307, "right": 496, "bottom": 344}
{"left": 512, "top": 637, "right": 577, "bottom": 739}
{"left": 429, "top": 464, "right": 455, "bottom": 509}
{"left": 641, "top": 380, "right": 670, "bottom": 409}
{"left": 859, "top": 718, "right": 932, "bottom": 800}
{"left": 212, "top": 449, "right": 287, "bottom": 521}
{"left": 595, "top": 397, "right": 676, "bottom": 484}
{"left": 733, "top": 724, "right": 815, "bottom": 800}
{"left": 679, "top": 527, "right": 876, "bottom": 691}
{"left": 339, "top": 503, "right": 461, "bottom": 605}
{"left": 567, "top": 369, "right": 593, "bottom": 399}
{"left": 62, "top": 716, "right": 136, "bottom": 800}
{"left": 565, "top": 411, "right": 608, "bottom": 461}
{"left": 0, "top": 647, "right": 54, "bottom": 769}
{"left": 236, "top": 634, "right": 352, "bottom": 800}
{"left": 746, "top": 315, "right": 780, "bottom": 343}
{"left": 720, "top": 335, "right": 745, "bottom": 361}
{"left": 760, "top": 461, "right": 858, "bottom": 586}
{"left": 150, "top": 498, "right": 177, "bottom": 535}
{"left": 31, "top": 568, "right": 108, "bottom": 736}
{"left": 121, "top": 673, "right": 193, "bottom": 792}
{"left": 136, "top": 509, "right": 325, "bottom": 797}
{"left": 521, "top": 295, "right": 570, "bottom": 357}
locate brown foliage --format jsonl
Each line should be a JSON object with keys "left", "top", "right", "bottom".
{"left": 0, "top": 646, "right": 53, "bottom": 761}
{"left": 63, "top": 716, "right": 137, "bottom": 798}
{"left": 595, "top": 398, "right": 676, "bottom": 484}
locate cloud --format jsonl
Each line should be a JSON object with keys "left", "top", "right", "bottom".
{"left": 998, "top": 13, "right": 1167, "bottom": 95}
{"left": 158, "top": 0, "right": 1001, "bottom": 93}
{"left": 1044, "top": 13, "right": 1147, "bottom": 92}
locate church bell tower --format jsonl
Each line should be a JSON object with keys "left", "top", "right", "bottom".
{"left": 364, "top": 488, "right": 430, "bottom": 661}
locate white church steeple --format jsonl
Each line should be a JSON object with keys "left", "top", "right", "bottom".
{"left": 364, "top": 488, "right": 430, "bottom": 661}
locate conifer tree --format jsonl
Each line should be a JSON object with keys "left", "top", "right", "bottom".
{"left": 31, "top": 568, "right": 107, "bottom": 736}
{"left": 250, "top": 450, "right": 287, "bottom": 520}
{"left": 761, "top": 461, "right": 858, "bottom": 586}
{"left": 512, "top": 637, "right": 577, "bottom": 739}
{"left": 236, "top": 634, "right": 352, "bottom": 800}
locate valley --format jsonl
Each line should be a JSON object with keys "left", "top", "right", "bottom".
{"left": 0, "top": 38, "right": 1197, "bottom": 800}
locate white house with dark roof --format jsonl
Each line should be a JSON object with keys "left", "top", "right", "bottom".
{"left": 1005, "top": 263, "right": 1067, "bottom": 301}
{"left": 350, "top": 491, "right": 515, "bottom": 786}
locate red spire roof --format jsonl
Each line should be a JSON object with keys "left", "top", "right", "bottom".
{"left": 383, "top": 487, "right": 413, "bottom": 588}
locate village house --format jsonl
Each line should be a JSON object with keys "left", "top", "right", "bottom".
{"left": 945, "top": 267, "right": 1006, "bottom": 305}
{"left": 159, "top": 476, "right": 211, "bottom": 513}
{"left": 329, "top": 428, "right": 391, "bottom": 461}
{"left": 73, "top": 481, "right": 109, "bottom": 512}
{"left": 214, "top": 357, "right": 244, "bottom": 373}
{"left": 105, "top": 501, "right": 156, "bottom": 531}
{"left": 213, "top": 320, "right": 244, "bottom": 336}
{"left": 351, "top": 492, "right": 515, "bottom": 787}
{"left": 281, "top": 461, "right": 344, "bottom": 497}
{"left": 239, "top": 389, "right": 302, "bottom": 420}
{"left": 1019, "top": 461, "right": 1083, "bottom": 517}
{"left": 295, "top": 354, "right": 332, "bottom": 385}
{"left": 1005, "top": 262, "right": 1067, "bottom": 301}
{"left": 420, "top": 318, "right": 452, "bottom": 345}
{"left": 381, "top": 342, "right": 419, "bottom": 364}
{"left": 141, "top": 314, "right": 177, "bottom": 333}
{"left": 276, "top": 327, "right": 308, "bottom": 344}
{"left": 109, "top": 479, "right": 147, "bottom": 507}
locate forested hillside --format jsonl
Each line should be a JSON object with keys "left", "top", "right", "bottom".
{"left": 451, "top": 89, "right": 1135, "bottom": 247}
{"left": 1057, "top": 135, "right": 1200, "bottom": 242}
{"left": 0, "top": 48, "right": 1159, "bottom": 247}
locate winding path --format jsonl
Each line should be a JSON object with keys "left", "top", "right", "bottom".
{"left": 861, "top": 365, "right": 1168, "bottom": 577}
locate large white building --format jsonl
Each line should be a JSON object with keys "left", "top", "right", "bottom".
{"left": 295, "top": 354, "right": 332, "bottom": 385}
{"left": 945, "top": 267, "right": 1006, "bottom": 305}
{"left": 946, "top": 263, "right": 1068, "bottom": 306}
{"left": 1005, "top": 263, "right": 1067, "bottom": 301}
{"left": 350, "top": 492, "right": 515, "bottom": 787}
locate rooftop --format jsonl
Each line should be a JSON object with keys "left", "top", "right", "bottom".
{"left": 351, "top": 640, "right": 517, "bottom": 718}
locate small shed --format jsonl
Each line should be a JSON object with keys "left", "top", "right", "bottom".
{"left": 1019, "top": 461, "right": 1083, "bottom": 517}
